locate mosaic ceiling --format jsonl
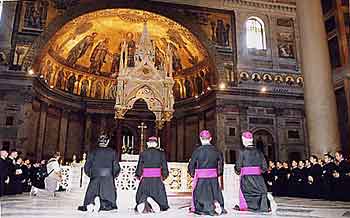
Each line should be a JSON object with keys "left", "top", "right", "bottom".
{"left": 43, "top": 8, "right": 208, "bottom": 78}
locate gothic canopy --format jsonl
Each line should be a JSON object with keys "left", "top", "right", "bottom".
{"left": 39, "top": 9, "right": 208, "bottom": 79}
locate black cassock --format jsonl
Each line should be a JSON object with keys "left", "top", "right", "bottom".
{"left": 307, "top": 163, "right": 322, "bottom": 199}
{"left": 264, "top": 167, "right": 276, "bottom": 193}
{"left": 5, "top": 157, "right": 17, "bottom": 195}
{"left": 10, "top": 164, "right": 24, "bottom": 195}
{"left": 188, "top": 144, "right": 224, "bottom": 215}
{"left": 235, "top": 146, "right": 270, "bottom": 212}
{"left": 21, "top": 165, "right": 31, "bottom": 192}
{"left": 135, "top": 148, "right": 169, "bottom": 211}
{"left": 0, "top": 158, "right": 9, "bottom": 197}
{"left": 321, "top": 162, "right": 337, "bottom": 200}
{"left": 30, "top": 165, "right": 46, "bottom": 189}
{"left": 274, "top": 167, "right": 289, "bottom": 196}
{"left": 333, "top": 160, "right": 350, "bottom": 201}
{"left": 81, "top": 147, "right": 120, "bottom": 211}
{"left": 288, "top": 167, "right": 305, "bottom": 197}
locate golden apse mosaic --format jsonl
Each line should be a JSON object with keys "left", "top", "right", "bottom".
{"left": 36, "top": 9, "right": 212, "bottom": 99}
{"left": 41, "top": 9, "right": 207, "bottom": 76}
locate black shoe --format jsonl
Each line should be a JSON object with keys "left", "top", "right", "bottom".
{"left": 234, "top": 205, "right": 240, "bottom": 211}
{"left": 77, "top": 206, "right": 87, "bottom": 211}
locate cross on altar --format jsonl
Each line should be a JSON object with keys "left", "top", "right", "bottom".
{"left": 138, "top": 122, "right": 147, "bottom": 151}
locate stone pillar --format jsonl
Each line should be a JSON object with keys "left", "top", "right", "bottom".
{"left": 58, "top": 110, "right": 69, "bottom": 160}
{"left": 177, "top": 118, "right": 185, "bottom": 161}
{"left": 115, "top": 119, "right": 122, "bottom": 159}
{"left": 164, "top": 122, "right": 171, "bottom": 160}
{"left": 36, "top": 103, "right": 47, "bottom": 161}
{"left": 83, "top": 114, "right": 92, "bottom": 152}
{"left": 296, "top": 0, "right": 341, "bottom": 156}
{"left": 198, "top": 112, "right": 205, "bottom": 131}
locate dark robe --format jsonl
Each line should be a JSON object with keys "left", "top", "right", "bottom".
{"left": 306, "top": 163, "right": 323, "bottom": 199}
{"left": 300, "top": 166, "right": 310, "bottom": 198}
{"left": 268, "top": 168, "right": 278, "bottom": 194}
{"left": 5, "top": 157, "right": 17, "bottom": 195}
{"left": 21, "top": 165, "right": 31, "bottom": 192}
{"left": 188, "top": 144, "right": 224, "bottom": 215}
{"left": 288, "top": 167, "right": 305, "bottom": 197}
{"left": 135, "top": 148, "right": 169, "bottom": 211}
{"left": 264, "top": 168, "right": 275, "bottom": 192}
{"left": 334, "top": 160, "right": 350, "bottom": 201}
{"left": 235, "top": 146, "right": 270, "bottom": 212}
{"left": 80, "top": 147, "right": 120, "bottom": 211}
{"left": 10, "top": 164, "right": 24, "bottom": 194}
{"left": 274, "top": 167, "right": 289, "bottom": 196}
{"left": 0, "top": 157, "right": 9, "bottom": 197}
{"left": 321, "top": 162, "right": 337, "bottom": 200}
{"left": 30, "top": 165, "right": 47, "bottom": 189}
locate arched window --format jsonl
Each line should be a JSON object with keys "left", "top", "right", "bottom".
{"left": 246, "top": 17, "right": 266, "bottom": 50}
{"left": 0, "top": 0, "right": 3, "bottom": 22}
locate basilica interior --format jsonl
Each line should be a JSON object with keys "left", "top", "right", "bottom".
{"left": 0, "top": 0, "right": 349, "bottom": 164}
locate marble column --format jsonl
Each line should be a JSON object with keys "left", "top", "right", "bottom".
{"left": 198, "top": 112, "right": 205, "bottom": 131}
{"left": 58, "top": 110, "right": 69, "bottom": 160}
{"left": 296, "top": 0, "right": 341, "bottom": 156}
{"left": 164, "top": 122, "right": 171, "bottom": 160}
{"left": 115, "top": 119, "right": 122, "bottom": 159}
{"left": 35, "top": 103, "right": 47, "bottom": 161}
{"left": 83, "top": 114, "right": 92, "bottom": 152}
{"left": 176, "top": 118, "right": 185, "bottom": 161}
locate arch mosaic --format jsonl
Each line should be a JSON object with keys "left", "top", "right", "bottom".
{"left": 22, "top": 6, "right": 218, "bottom": 101}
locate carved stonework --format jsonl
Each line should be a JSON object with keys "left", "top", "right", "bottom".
{"left": 112, "top": 23, "right": 175, "bottom": 129}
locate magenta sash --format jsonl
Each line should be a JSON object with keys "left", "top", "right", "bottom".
{"left": 191, "top": 168, "right": 218, "bottom": 212}
{"left": 142, "top": 168, "right": 161, "bottom": 178}
{"left": 239, "top": 167, "right": 262, "bottom": 210}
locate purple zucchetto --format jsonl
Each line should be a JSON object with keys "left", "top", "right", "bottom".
{"left": 242, "top": 131, "right": 253, "bottom": 140}
{"left": 148, "top": 136, "right": 158, "bottom": 142}
{"left": 199, "top": 130, "right": 212, "bottom": 139}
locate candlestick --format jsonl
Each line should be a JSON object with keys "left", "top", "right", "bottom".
{"left": 131, "top": 135, "right": 134, "bottom": 149}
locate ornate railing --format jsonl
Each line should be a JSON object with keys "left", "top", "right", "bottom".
{"left": 60, "top": 162, "right": 240, "bottom": 195}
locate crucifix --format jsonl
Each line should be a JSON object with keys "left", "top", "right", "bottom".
{"left": 138, "top": 122, "right": 147, "bottom": 152}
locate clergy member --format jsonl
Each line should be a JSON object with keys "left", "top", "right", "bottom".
{"left": 78, "top": 133, "right": 120, "bottom": 213}
{"left": 234, "top": 131, "right": 275, "bottom": 213}
{"left": 188, "top": 130, "right": 226, "bottom": 216}
{"left": 0, "top": 148, "right": 9, "bottom": 197}
{"left": 135, "top": 136, "right": 169, "bottom": 213}
{"left": 6, "top": 149, "right": 18, "bottom": 195}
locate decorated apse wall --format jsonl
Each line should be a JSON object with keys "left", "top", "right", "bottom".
{"left": 34, "top": 8, "right": 225, "bottom": 100}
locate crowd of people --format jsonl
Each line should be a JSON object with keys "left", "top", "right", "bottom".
{"left": 2, "top": 132, "right": 350, "bottom": 216}
{"left": 264, "top": 152, "right": 350, "bottom": 201}
{"left": 0, "top": 149, "right": 62, "bottom": 198}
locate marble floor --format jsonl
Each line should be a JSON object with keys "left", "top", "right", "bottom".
{"left": 1, "top": 191, "right": 350, "bottom": 218}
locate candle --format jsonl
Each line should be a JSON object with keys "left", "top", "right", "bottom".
{"left": 122, "top": 136, "right": 125, "bottom": 146}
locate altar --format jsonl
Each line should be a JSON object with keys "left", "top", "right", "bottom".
{"left": 59, "top": 161, "right": 240, "bottom": 207}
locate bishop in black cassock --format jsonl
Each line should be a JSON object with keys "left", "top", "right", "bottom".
{"left": 135, "top": 136, "right": 169, "bottom": 213}
{"left": 234, "top": 131, "right": 275, "bottom": 213}
{"left": 188, "top": 130, "right": 226, "bottom": 216}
